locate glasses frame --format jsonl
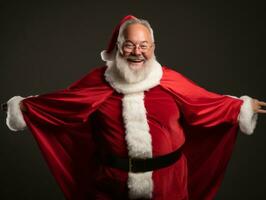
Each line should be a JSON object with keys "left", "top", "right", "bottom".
{"left": 117, "top": 41, "right": 154, "bottom": 53}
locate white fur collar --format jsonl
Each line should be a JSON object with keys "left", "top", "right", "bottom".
{"left": 104, "top": 60, "right": 163, "bottom": 94}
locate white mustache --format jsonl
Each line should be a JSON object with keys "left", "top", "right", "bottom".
{"left": 127, "top": 55, "right": 145, "bottom": 61}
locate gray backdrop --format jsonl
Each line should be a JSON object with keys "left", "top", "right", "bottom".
{"left": 0, "top": 1, "right": 265, "bottom": 199}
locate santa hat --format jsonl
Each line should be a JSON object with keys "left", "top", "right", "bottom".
{"left": 100, "top": 15, "right": 137, "bottom": 62}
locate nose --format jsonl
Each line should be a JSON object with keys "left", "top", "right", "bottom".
{"left": 132, "top": 45, "right": 142, "bottom": 56}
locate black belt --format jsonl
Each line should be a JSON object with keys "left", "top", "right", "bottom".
{"left": 103, "top": 148, "right": 183, "bottom": 173}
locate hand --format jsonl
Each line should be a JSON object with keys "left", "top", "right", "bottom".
{"left": 251, "top": 98, "right": 266, "bottom": 114}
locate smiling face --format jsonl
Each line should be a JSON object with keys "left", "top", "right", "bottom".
{"left": 119, "top": 23, "right": 155, "bottom": 70}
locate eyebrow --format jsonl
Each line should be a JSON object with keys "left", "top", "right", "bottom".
{"left": 124, "top": 40, "right": 149, "bottom": 44}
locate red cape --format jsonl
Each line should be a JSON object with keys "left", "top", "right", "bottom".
{"left": 22, "top": 66, "right": 242, "bottom": 200}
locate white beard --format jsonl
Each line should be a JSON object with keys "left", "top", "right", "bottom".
{"left": 109, "top": 51, "right": 157, "bottom": 84}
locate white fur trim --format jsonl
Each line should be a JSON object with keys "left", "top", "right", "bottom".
{"left": 122, "top": 92, "right": 153, "bottom": 198}
{"left": 6, "top": 96, "right": 26, "bottom": 132}
{"left": 100, "top": 50, "right": 116, "bottom": 62}
{"left": 104, "top": 60, "right": 162, "bottom": 94}
{"left": 128, "top": 172, "right": 153, "bottom": 199}
{"left": 123, "top": 93, "right": 152, "bottom": 158}
{"left": 238, "top": 96, "right": 258, "bottom": 135}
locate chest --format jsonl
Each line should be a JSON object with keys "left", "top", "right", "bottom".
{"left": 98, "top": 86, "right": 180, "bottom": 124}
{"left": 92, "top": 86, "right": 184, "bottom": 156}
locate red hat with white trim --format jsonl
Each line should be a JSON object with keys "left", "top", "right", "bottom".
{"left": 101, "top": 15, "right": 137, "bottom": 61}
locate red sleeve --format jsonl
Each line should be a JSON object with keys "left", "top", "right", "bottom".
{"left": 160, "top": 67, "right": 243, "bottom": 127}
{"left": 22, "top": 87, "right": 110, "bottom": 128}
{"left": 21, "top": 69, "right": 113, "bottom": 200}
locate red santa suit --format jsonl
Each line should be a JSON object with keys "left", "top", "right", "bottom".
{"left": 5, "top": 16, "right": 257, "bottom": 200}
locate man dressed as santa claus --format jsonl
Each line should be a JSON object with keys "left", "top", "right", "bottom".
{"left": 3, "top": 15, "right": 266, "bottom": 200}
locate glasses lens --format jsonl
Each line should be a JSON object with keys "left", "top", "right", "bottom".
{"left": 122, "top": 42, "right": 151, "bottom": 53}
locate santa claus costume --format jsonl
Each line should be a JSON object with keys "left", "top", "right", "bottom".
{"left": 6, "top": 15, "right": 257, "bottom": 200}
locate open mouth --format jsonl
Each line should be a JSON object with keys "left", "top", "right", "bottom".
{"left": 127, "top": 58, "right": 145, "bottom": 63}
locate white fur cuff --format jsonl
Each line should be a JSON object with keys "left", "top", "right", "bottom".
{"left": 238, "top": 95, "right": 258, "bottom": 135}
{"left": 6, "top": 96, "right": 27, "bottom": 132}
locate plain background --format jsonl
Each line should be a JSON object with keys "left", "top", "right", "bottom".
{"left": 0, "top": 1, "right": 265, "bottom": 199}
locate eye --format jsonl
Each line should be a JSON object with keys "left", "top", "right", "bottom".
{"left": 124, "top": 43, "right": 134, "bottom": 49}
{"left": 140, "top": 45, "right": 148, "bottom": 50}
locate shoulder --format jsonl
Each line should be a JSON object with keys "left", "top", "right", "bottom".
{"left": 161, "top": 66, "right": 194, "bottom": 85}
{"left": 160, "top": 66, "right": 204, "bottom": 95}
{"left": 68, "top": 66, "right": 108, "bottom": 89}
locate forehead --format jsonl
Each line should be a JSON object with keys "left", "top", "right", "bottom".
{"left": 123, "top": 23, "right": 152, "bottom": 43}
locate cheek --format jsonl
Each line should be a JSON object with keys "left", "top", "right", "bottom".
{"left": 143, "top": 52, "right": 153, "bottom": 60}
{"left": 121, "top": 51, "right": 130, "bottom": 58}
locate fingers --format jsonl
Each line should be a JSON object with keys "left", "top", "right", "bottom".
{"left": 258, "top": 101, "right": 266, "bottom": 113}
{"left": 257, "top": 109, "right": 266, "bottom": 114}
{"left": 252, "top": 99, "right": 266, "bottom": 114}
{"left": 258, "top": 101, "right": 266, "bottom": 106}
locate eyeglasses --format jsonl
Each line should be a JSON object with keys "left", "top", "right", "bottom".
{"left": 118, "top": 41, "right": 154, "bottom": 53}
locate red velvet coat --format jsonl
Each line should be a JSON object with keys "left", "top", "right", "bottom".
{"left": 21, "top": 66, "right": 243, "bottom": 200}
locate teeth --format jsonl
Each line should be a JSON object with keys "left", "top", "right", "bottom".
{"left": 128, "top": 59, "right": 143, "bottom": 62}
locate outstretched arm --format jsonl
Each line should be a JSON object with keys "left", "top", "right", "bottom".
{"left": 161, "top": 67, "right": 264, "bottom": 135}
